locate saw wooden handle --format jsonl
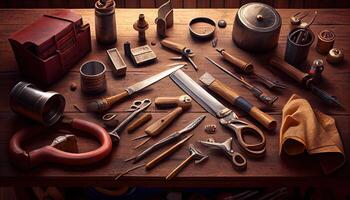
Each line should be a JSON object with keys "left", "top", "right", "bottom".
{"left": 160, "top": 39, "right": 186, "bottom": 53}
{"left": 127, "top": 113, "right": 152, "bottom": 133}
{"left": 155, "top": 95, "right": 192, "bottom": 109}
{"left": 269, "top": 56, "right": 310, "bottom": 84}
{"left": 221, "top": 50, "right": 254, "bottom": 74}
{"left": 145, "top": 107, "right": 184, "bottom": 136}
{"left": 208, "top": 79, "right": 276, "bottom": 130}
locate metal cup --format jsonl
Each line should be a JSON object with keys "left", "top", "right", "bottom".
{"left": 80, "top": 60, "right": 107, "bottom": 95}
{"left": 285, "top": 28, "right": 315, "bottom": 67}
{"left": 9, "top": 82, "right": 65, "bottom": 126}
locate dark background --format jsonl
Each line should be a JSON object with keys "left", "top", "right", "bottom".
{"left": 1, "top": 0, "right": 350, "bottom": 8}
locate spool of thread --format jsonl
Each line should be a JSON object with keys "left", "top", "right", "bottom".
{"left": 9, "top": 81, "right": 65, "bottom": 126}
{"left": 316, "top": 30, "right": 335, "bottom": 55}
{"left": 80, "top": 60, "right": 107, "bottom": 95}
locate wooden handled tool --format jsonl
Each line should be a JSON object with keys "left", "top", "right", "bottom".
{"left": 145, "top": 134, "right": 193, "bottom": 170}
{"left": 216, "top": 48, "right": 254, "bottom": 73}
{"left": 127, "top": 113, "right": 152, "bottom": 133}
{"left": 145, "top": 95, "right": 192, "bottom": 136}
{"left": 160, "top": 39, "right": 186, "bottom": 53}
{"left": 132, "top": 95, "right": 192, "bottom": 144}
{"left": 199, "top": 72, "right": 277, "bottom": 130}
{"left": 269, "top": 56, "right": 311, "bottom": 84}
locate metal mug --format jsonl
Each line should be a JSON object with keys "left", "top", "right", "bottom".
{"left": 80, "top": 60, "right": 107, "bottom": 95}
{"left": 9, "top": 82, "right": 65, "bottom": 126}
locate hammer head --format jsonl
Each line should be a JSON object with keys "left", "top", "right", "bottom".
{"left": 189, "top": 144, "right": 208, "bottom": 164}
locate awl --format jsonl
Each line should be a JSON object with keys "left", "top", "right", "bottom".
{"left": 87, "top": 63, "right": 185, "bottom": 112}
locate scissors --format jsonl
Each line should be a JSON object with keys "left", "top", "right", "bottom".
{"left": 105, "top": 99, "right": 152, "bottom": 142}
{"left": 199, "top": 137, "right": 247, "bottom": 171}
{"left": 219, "top": 111, "right": 266, "bottom": 157}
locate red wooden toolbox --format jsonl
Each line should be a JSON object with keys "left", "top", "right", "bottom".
{"left": 8, "top": 10, "right": 91, "bottom": 85}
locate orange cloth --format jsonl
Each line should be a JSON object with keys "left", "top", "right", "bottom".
{"left": 280, "top": 94, "right": 345, "bottom": 174}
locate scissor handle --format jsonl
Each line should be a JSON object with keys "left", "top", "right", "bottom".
{"left": 231, "top": 151, "right": 247, "bottom": 171}
{"left": 220, "top": 119, "right": 266, "bottom": 157}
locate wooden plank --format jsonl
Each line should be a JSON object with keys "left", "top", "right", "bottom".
{"left": 68, "top": 0, "right": 86, "bottom": 8}
{"left": 275, "top": 0, "right": 289, "bottom": 8}
{"left": 155, "top": 0, "right": 167, "bottom": 7}
{"left": 224, "top": 0, "right": 239, "bottom": 8}
{"left": 197, "top": 0, "right": 210, "bottom": 8}
{"left": 22, "top": 0, "right": 37, "bottom": 8}
{"left": 171, "top": 0, "right": 183, "bottom": 8}
{"left": 36, "top": 0, "right": 50, "bottom": 7}
{"left": 141, "top": 0, "right": 155, "bottom": 8}
{"left": 85, "top": 0, "right": 96, "bottom": 8}
{"left": 125, "top": 0, "right": 140, "bottom": 8}
{"left": 211, "top": 0, "right": 224, "bottom": 8}
{"left": 115, "top": 0, "right": 126, "bottom": 8}
{"left": 50, "top": 0, "right": 67, "bottom": 7}
{"left": 289, "top": 0, "right": 304, "bottom": 8}
{"left": 183, "top": 0, "right": 196, "bottom": 8}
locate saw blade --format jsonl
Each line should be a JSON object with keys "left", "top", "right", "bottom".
{"left": 170, "top": 70, "right": 230, "bottom": 118}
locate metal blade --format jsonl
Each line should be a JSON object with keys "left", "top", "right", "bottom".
{"left": 126, "top": 64, "right": 185, "bottom": 95}
{"left": 170, "top": 70, "right": 231, "bottom": 118}
{"left": 178, "top": 115, "right": 206, "bottom": 134}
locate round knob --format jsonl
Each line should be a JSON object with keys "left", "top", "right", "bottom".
{"left": 256, "top": 14, "right": 264, "bottom": 21}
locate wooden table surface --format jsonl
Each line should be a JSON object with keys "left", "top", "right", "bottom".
{"left": 0, "top": 8, "right": 349, "bottom": 187}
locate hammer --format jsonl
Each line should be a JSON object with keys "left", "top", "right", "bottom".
{"left": 131, "top": 95, "right": 192, "bottom": 147}
{"left": 166, "top": 144, "right": 207, "bottom": 180}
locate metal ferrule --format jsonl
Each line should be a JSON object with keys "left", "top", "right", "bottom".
{"left": 9, "top": 82, "right": 65, "bottom": 126}
{"left": 80, "top": 60, "right": 107, "bottom": 95}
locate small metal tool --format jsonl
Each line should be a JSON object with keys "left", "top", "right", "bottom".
{"left": 161, "top": 39, "right": 199, "bottom": 71}
{"left": 166, "top": 144, "right": 208, "bottom": 180}
{"left": 107, "top": 99, "right": 152, "bottom": 142}
{"left": 206, "top": 57, "right": 278, "bottom": 105}
{"left": 199, "top": 138, "right": 247, "bottom": 171}
{"left": 299, "top": 11, "right": 317, "bottom": 29}
{"left": 216, "top": 49, "right": 286, "bottom": 90}
{"left": 290, "top": 11, "right": 308, "bottom": 25}
{"left": 127, "top": 115, "right": 206, "bottom": 163}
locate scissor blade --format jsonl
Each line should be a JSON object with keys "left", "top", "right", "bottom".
{"left": 170, "top": 70, "right": 230, "bottom": 118}
{"left": 126, "top": 64, "right": 185, "bottom": 95}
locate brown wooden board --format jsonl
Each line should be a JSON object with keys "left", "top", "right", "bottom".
{"left": 184, "top": 0, "right": 196, "bottom": 8}
{"left": 171, "top": 0, "right": 183, "bottom": 8}
{"left": 197, "top": 0, "right": 210, "bottom": 8}
{"left": 0, "top": 9, "right": 350, "bottom": 187}
{"left": 211, "top": 0, "right": 224, "bottom": 8}
{"left": 125, "top": 0, "right": 140, "bottom": 8}
{"left": 141, "top": 0, "right": 155, "bottom": 8}
{"left": 224, "top": 0, "right": 239, "bottom": 8}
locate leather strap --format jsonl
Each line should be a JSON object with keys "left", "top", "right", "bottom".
{"left": 9, "top": 118, "right": 113, "bottom": 170}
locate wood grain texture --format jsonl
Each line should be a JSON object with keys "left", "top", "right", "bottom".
{"left": 197, "top": 0, "right": 210, "bottom": 8}
{"left": 171, "top": 0, "right": 183, "bottom": 8}
{"left": 0, "top": 9, "right": 350, "bottom": 187}
{"left": 141, "top": 0, "right": 156, "bottom": 8}
{"left": 184, "top": 0, "right": 196, "bottom": 8}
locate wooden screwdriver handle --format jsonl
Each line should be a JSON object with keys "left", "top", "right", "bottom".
{"left": 208, "top": 79, "right": 277, "bottom": 130}
{"left": 155, "top": 95, "right": 192, "bottom": 109}
{"left": 145, "top": 107, "right": 184, "bottom": 136}
{"left": 127, "top": 113, "right": 152, "bottom": 133}
{"left": 269, "top": 56, "right": 310, "bottom": 84}
{"left": 220, "top": 50, "right": 254, "bottom": 74}
{"left": 160, "top": 39, "right": 186, "bottom": 53}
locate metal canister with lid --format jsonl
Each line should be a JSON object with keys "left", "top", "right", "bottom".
{"left": 95, "top": 0, "right": 117, "bottom": 45}
{"left": 232, "top": 3, "right": 282, "bottom": 52}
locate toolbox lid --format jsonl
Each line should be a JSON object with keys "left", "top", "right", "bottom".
{"left": 237, "top": 3, "right": 281, "bottom": 32}
{"left": 9, "top": 10, "right": 83, "bottom": 57}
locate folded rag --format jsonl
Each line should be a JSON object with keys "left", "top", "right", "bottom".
{"left": 280, "top": 94, "right": 345, "bottom": 174}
